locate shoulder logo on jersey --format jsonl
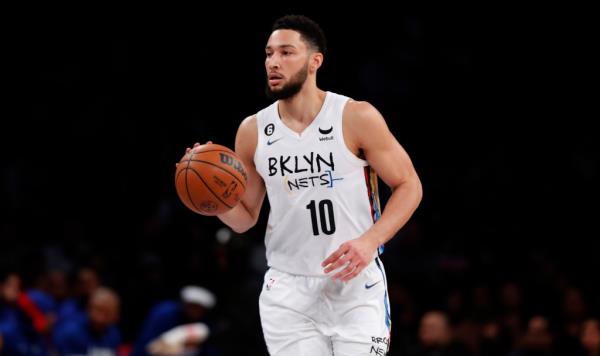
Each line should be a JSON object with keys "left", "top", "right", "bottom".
{"left": 264, "top": 123, "right": 275, "bottom": 136}
{"left": 318, "top": 126, "right": 333, "bottom": 135}
{"left": 267, "top": 137, "right": 283, "bottom": 146}
{"left": 318, "top": 126, "right": 334, "bottom": 142}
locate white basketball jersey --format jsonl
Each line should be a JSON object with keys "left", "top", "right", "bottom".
{"left": 254, "top": 91, "right": 382, "bottom": 276}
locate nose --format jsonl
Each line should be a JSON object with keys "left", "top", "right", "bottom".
{"left": 266, "top": 54, "right": 280, "bottom": 70}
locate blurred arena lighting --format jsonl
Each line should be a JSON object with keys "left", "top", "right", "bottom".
{"left": 216, "top": 227, "right": 233, "bottom": 244}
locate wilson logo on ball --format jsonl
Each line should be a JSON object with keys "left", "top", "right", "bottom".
{"left": 219, "top": 153, "right": 248, "bottom": 182}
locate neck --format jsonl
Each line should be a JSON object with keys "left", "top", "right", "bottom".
{"left": 278, "top": 81, "right": 326, "bottom": 125}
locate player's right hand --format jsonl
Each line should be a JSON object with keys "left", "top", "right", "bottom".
{"left": 185, "top": 142, "right": 201, "bottom": 154}
{"left": 176, "top": 141, "right": 212, "bottom": 167}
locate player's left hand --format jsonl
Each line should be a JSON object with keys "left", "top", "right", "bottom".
{"left": 321, "top": 236, "right": 379, "bottom": 282}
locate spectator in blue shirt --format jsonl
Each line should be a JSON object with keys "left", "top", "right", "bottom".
{"left": 1, "top": 272, "right": 49, "bottom": 355}
{"left": 132, "top": 285, "right": 216, "bottom": 356}
{"left": 56, "top": 266, "right": 102, "bottom": 327}
{"left": 53, "top": 286, "right": 121, "bottom": 355}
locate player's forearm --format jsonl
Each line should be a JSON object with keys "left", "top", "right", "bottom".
{"left": 364, "top": 176, "right": 422, "bottom": 246}
{"left": 217, "top": 201, "right": 258, "bottom": 233}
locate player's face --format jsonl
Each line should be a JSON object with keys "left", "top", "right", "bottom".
{"left": 265, "top": 61, "right": 308, "bottom": 100}
{"left": 265, "top": 29, "right": 310, "bottom": 100}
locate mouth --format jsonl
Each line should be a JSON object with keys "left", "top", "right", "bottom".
{"left": 268, "top": 73, "right": 283, "bottom": 86}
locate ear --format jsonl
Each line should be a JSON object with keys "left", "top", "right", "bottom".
{"left": 309, "top": 52, "right": 323, "bottom": 74}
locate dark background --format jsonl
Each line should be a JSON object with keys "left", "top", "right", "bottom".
{"left": 2, "top": 5, "right": 597, "bottom": 355}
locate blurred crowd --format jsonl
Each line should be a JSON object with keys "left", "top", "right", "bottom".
{"left": 1, "top": 266, "right": 218, "bottom": 355}
{"left": 2, "top": 218, "right": 599, "bottom": 356}
{"left": 388, "top": 281, "right": 600, "bottom": 356}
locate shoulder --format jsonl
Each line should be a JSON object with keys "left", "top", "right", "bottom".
{"left": 150, "top": 300, "right": 181, "bottom": 317}
{"left": 344, "top": 100, "right": 385, "bottom": 125}
{"left": 235, "top": 115, "right": 258, "bottom": 147}
{"left": 236, "top": 114, "right": 258, "bottom": 159}
{"left": 26, "top": 289, "right": 56, "bottom": 313}
{"left": 343, "top": 100, "right": 390, "bottom": 141}
{"left": 238, "top": 114, "right": 258, "bottom": 134}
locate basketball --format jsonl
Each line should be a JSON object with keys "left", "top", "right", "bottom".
{"left": 175, "top": 143, "right": 248, "bottom": 216}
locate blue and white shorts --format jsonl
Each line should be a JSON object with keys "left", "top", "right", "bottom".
{"left": 259, "top": 258, "right": 391, "bottom": 356}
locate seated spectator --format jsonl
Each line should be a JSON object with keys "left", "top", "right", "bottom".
{"left": 409, "top": 310, "right": 471, "bottom": 356}
{"left": 510, "top": 315, "right": 555, "bottom": 356}
{"left": 580, "top": 318, "right": 600, "bottom": 356}
{"left": 132, "top": 285, "right": 216, "bottom": 356}
{"left": 56, "top": 266, "right": 102, "bottom": 326}
{"left": 1, "top": 272, "right": 49, "bottom": 355}
{"left": 52, "top": 287, "right": 121, "bottom": 355}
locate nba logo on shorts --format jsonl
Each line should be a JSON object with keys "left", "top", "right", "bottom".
{"left": 266, "top": 278, "right": 276, "bottom": 291}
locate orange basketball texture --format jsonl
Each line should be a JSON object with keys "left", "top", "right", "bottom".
{"left": 175, "top": 144, "right": 247, "bottom": 216}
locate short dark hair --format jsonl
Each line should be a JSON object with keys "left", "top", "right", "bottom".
{"left": 271, "top": 15, "right": 327, "bottom": 55}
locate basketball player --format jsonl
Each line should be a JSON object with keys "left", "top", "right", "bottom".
{"left": 191, "top": 15, "right": 422, "bottom": 355}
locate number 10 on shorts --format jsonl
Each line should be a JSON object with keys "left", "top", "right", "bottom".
{"left": 306, "top": 199, "right": 336, "bottom": 236}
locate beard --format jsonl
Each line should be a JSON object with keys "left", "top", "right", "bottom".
{"left": 265, "top": 63, "right": 308, "bottom": 100}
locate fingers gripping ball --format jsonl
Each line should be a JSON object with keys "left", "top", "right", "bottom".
{"left": 175, "top": 143, "right": 248, "bottom": 216}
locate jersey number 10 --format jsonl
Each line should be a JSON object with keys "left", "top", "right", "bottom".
{"left": 306, "top": 199, "right": 336, "bottom": 236}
